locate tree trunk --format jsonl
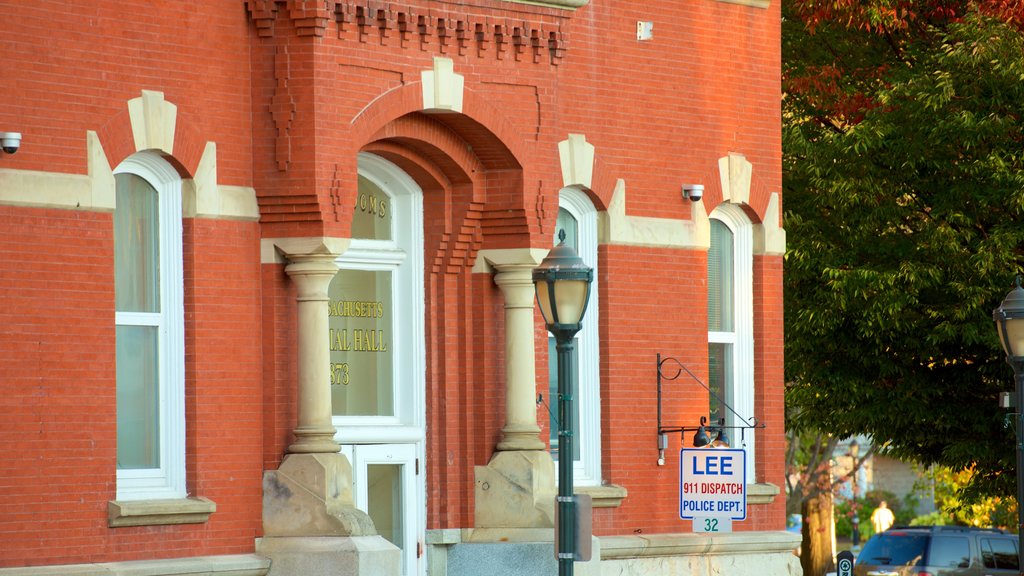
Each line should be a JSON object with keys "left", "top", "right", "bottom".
{"left": 801, "top": 491, "right": 836, "bottom": 576}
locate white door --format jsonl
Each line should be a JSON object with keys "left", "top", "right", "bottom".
{"left": 344, "top": 444, "right": 423, "bottom": 576}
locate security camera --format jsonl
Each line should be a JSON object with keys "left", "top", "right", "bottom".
{"left": 1, "top": 133, "right": 22, "bottom": 155}
{"left": 682, "top": 184, "right": 703, "bottom": 202}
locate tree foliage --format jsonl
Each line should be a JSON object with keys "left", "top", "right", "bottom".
{"left": 784, "top": 0, "right": 1024, "bottom": 501}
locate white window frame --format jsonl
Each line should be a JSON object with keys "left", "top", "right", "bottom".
{"left": 708, "top": 204, "right": 755, "bottom": 481}
{"left": 114, "top": 152, "right": 186, "bottom": 501}
{"left": 551, "top": 187, "right": 601, "bottom": 486}
{"left": 333, "top": 152, "right": 425, "bottom": 445}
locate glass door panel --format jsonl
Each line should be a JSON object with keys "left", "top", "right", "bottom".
{"left": 349, "top": 444, "right": 420, "bottom": 576}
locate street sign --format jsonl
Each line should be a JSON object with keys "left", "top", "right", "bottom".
{"left": 692, "top": 516, "right": 733, "bottom": 533}
{"left": 679, "top": 448, "right": 746, "bottom": 521}
{"left": 836, "top": 550, "right": 854, "bottom": 576}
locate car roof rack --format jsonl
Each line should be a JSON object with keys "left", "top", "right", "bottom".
{"left": 888, "top": 525, "right": 1007, "bottom": 534}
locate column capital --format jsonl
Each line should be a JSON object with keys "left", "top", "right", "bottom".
{"left": 473, "top": 247, "right": 550, "bottom": 274}
{"left": 262, "top": 236, "right": 352, "bottom": 267}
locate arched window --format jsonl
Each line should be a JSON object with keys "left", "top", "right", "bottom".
{"left": 114, "top": 152, "right": 185, "bottom": 500}
{"left": 549, "top": 187, "right": 601, "bottom": 485}
{"left": 708, "top": 204, "right": 755, "bottom": 480}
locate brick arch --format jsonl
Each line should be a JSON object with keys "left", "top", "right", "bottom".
{"left": 361, "top": 116, "right": 488, "bottom": 272}
{"left": 350, "top": 82, "right": 528, "bottom": 172}
{"left": 94, "top": 92, "right": 206, "bottom": 178}
{"left": 350, "top": 81, "right": 534, "bottom": 250}
{"left": 697, "top": 154, "right": 776, "bottom": 225}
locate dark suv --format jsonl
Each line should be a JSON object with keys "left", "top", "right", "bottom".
{"left": 854, "top": 526, "right": 1019, "bottom": 576}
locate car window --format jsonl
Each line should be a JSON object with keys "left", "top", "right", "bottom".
{"left": 928, "top": 536, "right": 970, "bottom": 568}
{"left": 857, "top": 532, "right": 928, "bottom": 567}
{"left": 982, "top": 538, "right": 1019, "bottom": 570}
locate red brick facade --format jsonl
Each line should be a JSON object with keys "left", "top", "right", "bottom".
{"left": 0, "top": 0, "right": 784, "bottom": 569}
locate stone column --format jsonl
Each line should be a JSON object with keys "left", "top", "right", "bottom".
{"left": 493, "top": 262, "right": 546, "bottom": 451}
{"left": 259, "top": 237, "right": 400, "bottom": 576}
{"left": 472, "top": 248, "right": 556, "bottom": 530}
{"left": 284, "top": 248, "right": 343, "bottom": 454}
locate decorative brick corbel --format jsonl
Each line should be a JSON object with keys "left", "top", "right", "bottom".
{"left": 334, "top": 1, "right": 354, "bottom": 36}
{"left": 494, "top": 23, "right": 508, "bottom": 59}
{"left": 512, "top": 24, "right": 527, "bottom": 61}
{"left": 397, "top": 11, "right": 413, "bottom": 47}
{"left": 375, "top": 4, "right": 393, "bottom": 45}
{"left": 437, "top": 17, "right": 454, "bottom": 54}
{"left": 246, "top": 0, "right": 282, "bottom": 38}
{"left": 417, "top": 14, "right": 432, "bottom": 49}
{"left": 456, "top": 20, "right": 470, "bottom": 56}
{"left": 549, "top": 30, "right": 566, "bottom": 65}
{"left": 475, "top": 21, "right": 491, "bottom": 57}
{"left": 288, "top": 0, "right": 331, "bottom": 37}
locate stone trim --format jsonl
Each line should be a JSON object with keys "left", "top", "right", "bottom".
{"left": 717, "top": 0, "right": 770, "bottom": 8}
{"left": 577, "top": 483, "right": 627, "bottom": 508}
{"left": 558, "top": 133, "right": 595, "bottom": 190}
{"left": 0, "top": 554, "right": 269, "bottom": 576}
{"left": 598, "top": 179, "right": 710, "bottom": 249}
{"left": 747, "top": 481, "right": 780, "bottom": 505}
{"left": 107, "top": 496, "right": 216, "bottom": 528}
{"left": 600, "top": 530, "right": 800, "bottom": 559}
{"left": 752, "top": 192, "right": 785, "bottom": 255}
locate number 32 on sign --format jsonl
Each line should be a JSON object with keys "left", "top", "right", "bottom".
{"left": 693, "top": 516, "right": 733, "bottom": 533}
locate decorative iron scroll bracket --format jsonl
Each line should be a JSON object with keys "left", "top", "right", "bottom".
{"left": 655, "top": 353, "right": 765, "bottom": 465}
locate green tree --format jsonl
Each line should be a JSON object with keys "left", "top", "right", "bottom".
{"left": 784, "top": 0, "right": 1024, "bottom": 505}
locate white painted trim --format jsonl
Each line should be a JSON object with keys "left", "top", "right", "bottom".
{"left": 114, "top": 152, "right": 186, "bottom": 501}
{"left": 347, "top": 444, "right": 423, "bottom": 576}
{"left": 709, "top": 204, "right": 756, "bottom": 481}
{"left": 555, "top": 188, "right": 602, "bottom": 486}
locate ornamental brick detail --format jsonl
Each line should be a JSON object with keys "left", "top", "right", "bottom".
{"left": 271, "top": 46, "right": 296, "bottom": 172}
{"left": 246, "top": 0, "right": 568, "bottom": 65}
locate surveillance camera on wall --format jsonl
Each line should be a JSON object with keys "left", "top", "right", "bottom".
{"left": 1, "top": 132, "right": 22, "bottom": 155}
{"left": 682, "top": 184, "right": 703, "bottom": 202}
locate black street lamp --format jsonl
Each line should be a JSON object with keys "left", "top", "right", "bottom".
{"left": 534, "top": 230, "right": 593, "bottom": 576}
{"left": 993, "top": 276, "right": 1024, "bottom": 571}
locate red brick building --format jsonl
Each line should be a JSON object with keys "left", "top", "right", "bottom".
{"left": 0, "top": 0, "right": 796, "bottom": 574}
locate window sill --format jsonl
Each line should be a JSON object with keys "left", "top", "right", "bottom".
{"left": 747, "top": 482, "right": 780, "bottom": 505}
{"left": 577, "top": 483, "right": 628, "bottom": 508}
{"left": 108, "top": 496, "right": 216, "bottom": 527}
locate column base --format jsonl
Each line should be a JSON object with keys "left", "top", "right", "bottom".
{"left": 257, "top": 536, "right": 400, "bottom": 576}
{"left": 288, "top": 426, "right": 341, "bottom": 454}
{"left": 263, "top": 453, "right": 376, "bottom": 537}
{"left": 474, "top": 450, "right": 555, "bottom": 529}
{"left": 496, "top": 423, "right": 546, "bottom": 451}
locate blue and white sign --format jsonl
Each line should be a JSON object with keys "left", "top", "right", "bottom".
{"left": 679, "top": 448, "right": 746, "bottom": 521}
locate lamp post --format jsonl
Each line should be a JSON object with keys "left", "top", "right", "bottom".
{"left": 849, "top": 439, "right": 860, "bottom": 549}
{"left": 993, "top": 276, "right": 1024, "bottom": 571}
{"left": 533, "top": 230, "right": 593, "bottom": 576}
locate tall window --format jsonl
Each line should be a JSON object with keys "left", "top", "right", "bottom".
{"left": 330, "top": 152, "right": 424, "bottom": 442}
{"left": 708, "top": 205, "right": 755, "bottom": 480}
{"left": 114, "top": 152, "right": 185, "bottom": 500}
{"left": 548, "top": 188, "right": 601, "bottom": 485}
